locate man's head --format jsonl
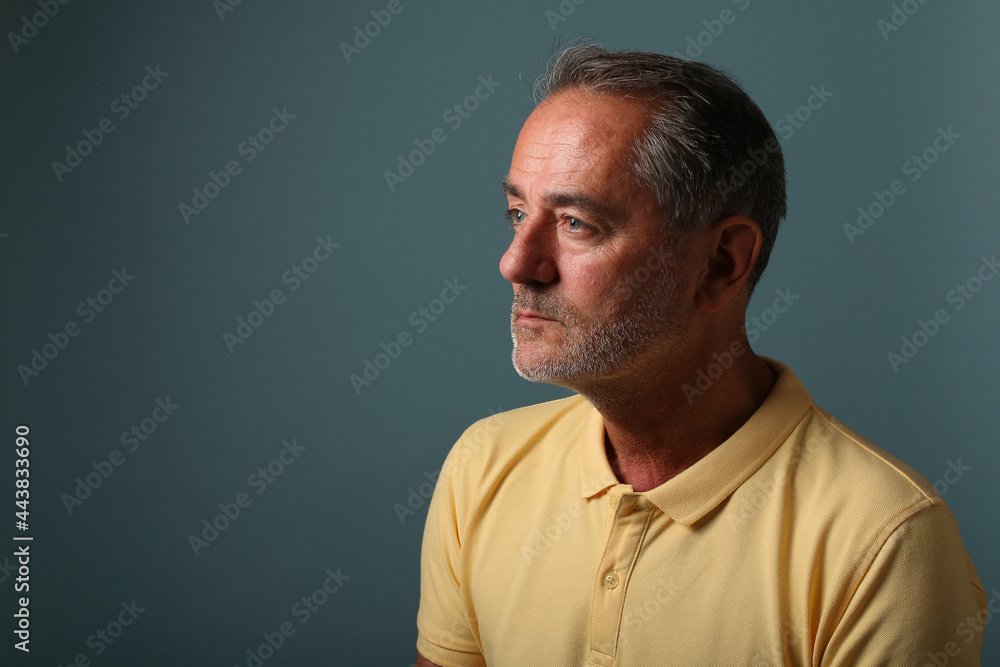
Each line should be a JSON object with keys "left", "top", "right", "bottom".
{"left": 501, "top": 45, "right": 786, "bottom": 391}
{"left": 532, "top": 44, "right": 787, "bottom": 289}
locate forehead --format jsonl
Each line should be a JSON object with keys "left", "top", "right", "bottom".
{"left": 508, "top": 90, "right": 653, "bottom": 200}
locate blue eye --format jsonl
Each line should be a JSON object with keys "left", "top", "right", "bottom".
{"left": 566, "top": 217, "right": 584, "bottom": 230}
{"left": 506, "top": 209, "right": 526, "bottom": 228}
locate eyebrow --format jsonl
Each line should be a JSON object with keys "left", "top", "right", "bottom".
{"left": 502, "top": 178, "right": 621, "bottom": 223}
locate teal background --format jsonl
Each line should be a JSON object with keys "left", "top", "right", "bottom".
{"left": 1, "top": 0, "right": 997, "bottom": 664}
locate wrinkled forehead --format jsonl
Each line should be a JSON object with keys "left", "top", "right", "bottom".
{"left": 509, "top": 90, "right": 653, "bottom": 196}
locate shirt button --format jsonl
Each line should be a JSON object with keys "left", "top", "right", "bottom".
{"left": 603, "top": 571, "right": 619, "bottom": 589}
{"left": 609, "top": 496, "right": 620, "bottom": 508}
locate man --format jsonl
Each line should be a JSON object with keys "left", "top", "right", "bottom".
{"left": 415, "top": 45, "right": 987, "bottom": 666}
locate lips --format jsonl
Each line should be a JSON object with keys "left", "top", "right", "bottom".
{"left": 512, "top": 288, "right": 564, "bottom": 326}
{"left": 517, "top": 309, "right": 555, "bottom": 321}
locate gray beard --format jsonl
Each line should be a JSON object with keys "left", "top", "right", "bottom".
{"left": 510, "top": 255, "right": 686, "bottom": 385}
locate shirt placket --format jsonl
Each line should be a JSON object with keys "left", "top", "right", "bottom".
{"left": 587, "top": 490, "right": 654, "bottom": 667}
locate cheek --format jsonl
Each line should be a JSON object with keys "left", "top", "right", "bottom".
{"left": 561, "top": 257, "right": 635, "bottom": 313}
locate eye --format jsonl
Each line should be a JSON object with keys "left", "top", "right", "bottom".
{"left": 565, "top": 216, "right": 586, "bottom": 231}
{"left": 505, "top": 208, "right": 526, "bottom": 229}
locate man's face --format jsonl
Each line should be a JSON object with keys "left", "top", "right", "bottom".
{"left": 500, "top": 89, "right": 692, "bottom": 388}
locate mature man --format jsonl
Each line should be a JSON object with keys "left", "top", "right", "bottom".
{"left": 416, "top": 45, "right": 987, "bottom": 666}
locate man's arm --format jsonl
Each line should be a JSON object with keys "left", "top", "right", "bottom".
{"left": 823, "top": 503, "right": 987, "bottom": 664}
{"left": 415, "top": 652, "right": 442, "bottom": 667}
{"left": 415, "top": 428, "right": 487, "bottom": 666}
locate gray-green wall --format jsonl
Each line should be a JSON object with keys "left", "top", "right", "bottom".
{"left": 2, "top": 0, "right": 997, "bottom": 664}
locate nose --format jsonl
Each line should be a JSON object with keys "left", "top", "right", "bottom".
{"left": 499, "top": 220, "right": 557, "bottom": 286}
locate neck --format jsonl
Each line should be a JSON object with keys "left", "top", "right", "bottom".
{"left": 573, "top": 340, "right": 777, "bottom": 492}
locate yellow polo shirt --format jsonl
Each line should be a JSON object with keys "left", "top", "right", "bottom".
{"left": 417, "top": 358, "right": 988, "bottom": 666}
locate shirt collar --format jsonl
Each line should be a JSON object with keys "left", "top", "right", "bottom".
{"left": 577, "top": 357, "right": 813, "bottom": 526}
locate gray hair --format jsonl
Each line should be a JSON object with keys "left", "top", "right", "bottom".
{"left": 533, "top": 44, "right": 786, "bottom": 292}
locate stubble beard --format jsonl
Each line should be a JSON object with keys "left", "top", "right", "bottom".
{"left": 510, "top": 251, "right": 687, "bottom": 389}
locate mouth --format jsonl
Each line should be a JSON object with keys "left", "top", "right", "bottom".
{"left": 516, "top": 309, "right": 558, "bottom": 325}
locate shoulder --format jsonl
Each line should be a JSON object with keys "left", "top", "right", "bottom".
{"left": 442, "top": 394, "right": 590, "bottom": 475}
{"left": 796, "top": 405, "right": 940, "bottom": 515}
{"left": 463, "top": 393, "right": 590, "bottom": 435}
{"left": 436, "top": 394, "right": 593, "bottom": 508}
{"left": 765, "top": 403, "right": 969, "bottom": 574}
{"left": 751, "top": 359, "right": 942, "bottom": 524}
{"left": 793, "top": 411, "right": 988, "bottom": 660}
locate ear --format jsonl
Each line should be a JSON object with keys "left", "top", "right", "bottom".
{"left": 693, "top": 215, "right": 762, "bottom": 314}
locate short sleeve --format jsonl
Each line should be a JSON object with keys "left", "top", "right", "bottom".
{"left": 823, "top": 503, "right": 988, "bottom": 665}
{"left": 416, "top": 440, "right": 487, "bottom": 667}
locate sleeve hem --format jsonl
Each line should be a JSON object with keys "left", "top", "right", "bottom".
{"left": 416, "top": 634, "right": 487, "bottom": 667}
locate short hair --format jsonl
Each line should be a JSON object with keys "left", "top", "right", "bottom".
{"left": 533, "top": 44, "right": 786, "bottom": 293}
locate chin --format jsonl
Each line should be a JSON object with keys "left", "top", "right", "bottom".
{"left": 513, "top": 346, "right": 558, "bottom": 381}
{"left": 511, "top": 348, "right": 584, "bottom": 388}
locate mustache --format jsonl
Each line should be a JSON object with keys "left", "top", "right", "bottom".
{"left": 511, "top": 285, "right": 571, "bottom": 322}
